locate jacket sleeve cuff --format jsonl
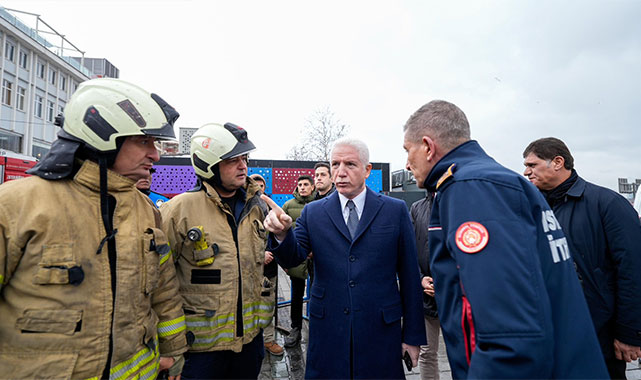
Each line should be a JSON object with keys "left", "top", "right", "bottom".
{"left": 615, "top": 323, "right": 641, "bottom": 347}
{"left": 159, "top": 335, "right": 189, "bottom": 357}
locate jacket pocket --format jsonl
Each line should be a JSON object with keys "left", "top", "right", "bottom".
{"left": 311, "top": 285, "right": 325, "bottom": 299}
{"left": 142, "top": 228, "right": 165, "bottom": 295}
{"left": 182, "top": 229, "right": 217, "bottom": 267}
{"left": 0, "top": 351, "right": 78, "bottom": 379}
{"left": 309, "top": 302, "right": 325, "bottom": 319}
{"left": 33, "top": 244, "right": 84, "bottom": 286}
{"left": 16, "top": 309, "right": 83, "bottom": 335}
{"left": 381, "top": 303, "right": 402, "bottom": 324}
{"left": 309, "top": 286, "right": 325, "bottom": 319}
{"left": 252, "top": 220, "right": 268, "bottom": 264}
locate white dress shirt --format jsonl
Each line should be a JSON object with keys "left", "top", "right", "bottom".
{"left": 338, "top": 187, "right": 366, "bottom": 223}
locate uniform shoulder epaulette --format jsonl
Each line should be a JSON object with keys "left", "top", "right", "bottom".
{"left": 436, "top": 163, "right": 456, "bottom": 190}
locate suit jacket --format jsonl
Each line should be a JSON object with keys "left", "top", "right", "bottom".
{"left": 271, "top": 187, "right": 426, "bottom": 379}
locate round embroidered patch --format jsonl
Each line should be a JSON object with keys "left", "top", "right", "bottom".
{"left": 455, "top": 222, "right": 489, "bottom": 254}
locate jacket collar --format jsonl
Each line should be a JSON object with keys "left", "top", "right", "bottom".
{"left": 202, "top": 177, "right": 259, "bottom": 203}
{"left": 292, "top": 187, "right": 315, "bottom": 203}
{"left": 73, "top": 160, "right": 135, "bottom": 192}
{"left": 315, "top": 184, "right": 336, "bottom": 200}
{"left": 424, "top": 140, "right": 488, "bottom": 192}
{"left": 201, "top": 178, "right": 268, "bottom": 222}
{"left": 566, "top": 175, "right": 586, "bottom": 198}
{"left": 324, "top": 187, "right": 384, "bottom": 242}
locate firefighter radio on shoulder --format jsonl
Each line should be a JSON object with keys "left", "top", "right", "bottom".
{"left": 187, "top": 226, "right": 218, "bottom": 266}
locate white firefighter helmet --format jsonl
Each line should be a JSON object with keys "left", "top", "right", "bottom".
{"left": 61, "top": 78, "right": 178, "bottom": 151}
{"left": 190, "top": 123, "right": 256, "bottom": 179}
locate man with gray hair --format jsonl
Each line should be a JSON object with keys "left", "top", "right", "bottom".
{"left": 262, "top": 137, "right": 426, "bottom": 379}
{"left": 402, "top": 100, "right": 607, "bottom": 379}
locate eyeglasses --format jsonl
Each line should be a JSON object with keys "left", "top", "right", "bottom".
{"left": 129, "top": 135, "right": 163, "bottom": 151}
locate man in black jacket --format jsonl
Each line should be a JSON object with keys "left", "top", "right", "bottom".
{"left": 313, "top": 162, "right": 335, "bottom": 200}
{"left": 410, "top": 193, "right": 441, "bottom": 380}
{"left": 523, "top": 137, "right": 641, "bottom": 379}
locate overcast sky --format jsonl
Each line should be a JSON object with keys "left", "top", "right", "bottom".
{"left": 3, "top": 0, "right": 640, "bottom": 192}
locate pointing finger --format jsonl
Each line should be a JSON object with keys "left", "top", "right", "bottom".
{"left": 261, "top": 194, "right": 283, "bottom": 214}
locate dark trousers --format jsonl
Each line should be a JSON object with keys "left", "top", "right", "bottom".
{"left": 605, "top": 357, "right": 627, "bottom": 380}
{"left": 290, "top": 277, "right": 305, "bottom": 329}
{"left": 307, "top": 259, "right": 315, "bottom": 285}
{"left": 181, "top": 333, "right": 264, "bottom": 379}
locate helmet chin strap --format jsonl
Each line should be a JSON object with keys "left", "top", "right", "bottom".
{"left": 95, "top": 156, "right": 118, "bottom": 255}
{"left": 206, "top": 164, "right": 237, "bottom": 195}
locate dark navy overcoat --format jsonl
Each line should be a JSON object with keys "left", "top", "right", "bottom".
{"left": 271, "top": 187, "right": 426, "bottom": 379}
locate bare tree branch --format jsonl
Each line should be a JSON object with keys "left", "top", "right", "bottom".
{"left": 287, "top": 107, "right": 350, "bottom": 161}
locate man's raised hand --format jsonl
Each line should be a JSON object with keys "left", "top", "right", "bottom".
{"left": 261, "top": 194, "right": 293, "bottom": 241}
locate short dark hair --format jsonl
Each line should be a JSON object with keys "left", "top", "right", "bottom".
{"left": 249, "top": 173, "right": 266, "bottom": 184}
{"left": 523, "top": 137, "right": 574, "bottom": 170}
{"left": 314, "top": 162, "right": 330, "bottom": 171}
{"left": 297, "top": 175, "right": 313, "bottom": 184}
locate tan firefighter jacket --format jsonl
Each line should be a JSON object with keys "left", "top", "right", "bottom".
{"left": 160, "top": 178, "right": 273, "bottom": 353}
{"left": 0, "top": 160, "right": 187, "bottom": 380}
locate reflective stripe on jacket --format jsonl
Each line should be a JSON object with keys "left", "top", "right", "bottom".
{"left": 161, "top": 179, "right": 272, "bottom": 353}
{"left": 0, "top": 160, "right": 187, "bottom": 379}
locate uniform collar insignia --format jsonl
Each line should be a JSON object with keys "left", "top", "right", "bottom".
{"left": 436, "top": 163, "right": 456, "bottom": 190}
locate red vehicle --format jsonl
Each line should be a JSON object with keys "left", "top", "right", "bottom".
{"left": 0, "top": 150, "right": 38, "bottom": 185}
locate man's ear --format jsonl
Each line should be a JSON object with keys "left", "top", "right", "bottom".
{"left": 364, "top": 163, "right": 372, "bottom": 178}
{"left": 552, "top": 156, "right": 566, "bottom": 171}
{"left": 422, "top": 136, "right": 436, "bottom": 161}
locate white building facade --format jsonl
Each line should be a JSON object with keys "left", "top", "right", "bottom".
{"left": 0, "top": 7, "right": 93, "bottom": 159}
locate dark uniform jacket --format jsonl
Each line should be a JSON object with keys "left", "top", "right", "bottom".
{"left": 550, "top": 175, "right": 641, "bottom": 359}
{"left": 425, "top": 140, "right": 607, "bottom": 379}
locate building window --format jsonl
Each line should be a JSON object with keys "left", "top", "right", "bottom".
{"left": 4, "top": 42, "right": 15, "bottom": 62}
{"left": 18, "top": 50, "right": 29, "bottom": 69}
{"left": 0, "top": 131, "right": 22, "bottom": 152}
{"left": 48, "top": 68, "right": 56, "bottom": 85}
{"left": 47, "top": 100, "right": 55, "bottom": 122}
{"left": 32, "top": 145, "right": 50, "bottom": 160}
{"left": 18, "top": 50, "right": 28, "bottom": 69}
{"left": 2, "top": 79, "right": 12, "bottom": 106}
{"left": 37, "top": 61, "right": 45, "bottom": 79}
{"left": 60, "top": 75, "right": 66, "bottom": 91}
{"left": 58, "top": 104, "right": 64, "bottom": 116}
{"left": 17, "top": 86, "right": 26, "bottom": 111}
{"left": 34, "top": 95, "right": 43, "bottom": 118}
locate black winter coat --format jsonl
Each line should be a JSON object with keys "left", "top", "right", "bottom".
{"left": 410, "top": 193, "right": 438, "bottom": 318}
{"left": 551, "top": 175, "right": 641, "bottom": 359}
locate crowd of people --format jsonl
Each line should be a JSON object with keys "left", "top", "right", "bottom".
{"left": 0, "top": 78, "right": 640, "bottom": 380}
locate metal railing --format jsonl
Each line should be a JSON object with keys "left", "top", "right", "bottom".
{"left": 0, "top": 7, "right": 92, "bottom": 77}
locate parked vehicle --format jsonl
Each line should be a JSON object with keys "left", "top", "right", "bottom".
{"left": 0, "top": 149, "right": 37, "bottom": 185}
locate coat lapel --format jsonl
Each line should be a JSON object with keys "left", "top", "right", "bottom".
{"left": 325, "top": 191, "right": 352, "bottom": 241}
{"left": 352, "top": 187, "right": 383, "bottom": 242}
